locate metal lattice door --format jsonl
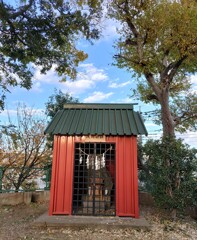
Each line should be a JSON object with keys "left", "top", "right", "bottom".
{"left": 72, "top": 142, "right": 116, "bottom": 216}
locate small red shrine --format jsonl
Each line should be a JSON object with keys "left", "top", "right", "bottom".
{"left": 45, "top": 103, "right": 147, "bottom": 218}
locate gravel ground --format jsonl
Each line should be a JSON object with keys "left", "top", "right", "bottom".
{"left": 0, "top": 202, "right": 196, "bottom": 240}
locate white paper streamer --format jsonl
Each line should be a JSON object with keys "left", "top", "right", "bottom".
{"left": 101, "top": 153, "right": 105, "bottom": 168}
{"left": 95, "top": 156, "right": 99, "bottom": 170}
{"left": 86, "top": 155, "right": 90, "bottom": 169}
{"left": 88, "top": 186, "right": 91, "bottom": 196}
{"left": 79, "top": 156, "right": 82, "bottom": 164}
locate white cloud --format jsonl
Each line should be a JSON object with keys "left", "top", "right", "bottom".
{"left": 78, "top": 63, "right": 108, "bottom": 81}
{"left": 176, "top": 131, "right": 197, "bottom": 148}
{"left": 33, "top": 64, "right": 60, "bottom": 84}
{"left": 78, "top": 16, "right": 119, "bottom": 44}
{"left": 190, "top": 75, "right": 197, "bottom": 85}
{"left": 0, "top": 109, "right": 18, "bottom": 117}
{"left": 142, "top": 131, "right": 197, "bottom": 148}
{"left": 113, "top": 97, "right": 132, "bottom": 103}
{"left": 61, "top": 63, "right": 108, "bottom": 95}
{"left": 31, "top": 81, "right": 42, "bottom": 92}
{"left": 189, "top": 75, "right": 197, "bottom": 94}
{"left": 61, "top": 79, "right": 95, "bottom": 94}
{"left": 83, "top": 91, "right": 114, "bottom": 103}
{"left": 32, "top": 63, "right": 109, "bottom": 95}
{"left": 145, "top": 122, "right": 158, "bottom": 127}
{"left": 191, "top": 87, "right": 197, "bottom": 95}
{"left": 109, "top": 80, "right": 131, "bottom": 88}
{"left": 31, "top": 64, "right": 61, "bottom": 92}
{"left": 97, "top": 4, "right": 121, "bottom": 42}
{"left": 0, "top": 107, "right": 45, "bottom": 121}
{"left": 100, "top": 19, "right": 119, "bottom": 41}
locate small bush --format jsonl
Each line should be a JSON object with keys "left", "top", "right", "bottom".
{"left": 139, "top": 137, "right": 197, "bottom": 215}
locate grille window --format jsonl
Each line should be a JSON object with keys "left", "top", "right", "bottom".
{"left": 72, "top": 143, "right": 116, "bottom": 216}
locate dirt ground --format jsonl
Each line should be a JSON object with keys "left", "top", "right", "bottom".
{"left": 0, "top": 201, "right": 196, "bottom": 240}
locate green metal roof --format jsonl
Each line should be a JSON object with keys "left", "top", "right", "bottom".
{"left": 45, "top": 103, "right": 148, "bottom": 136}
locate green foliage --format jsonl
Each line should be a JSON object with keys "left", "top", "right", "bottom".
{"left": 110, "top": 0, "right": 197, "bottom": 74}
{"left": 134, "top": 74, "right": 192, "bottom": 104}
{"left": 171, "top": 93, "right": 197, "bottom": 133}
{"left": 108, "top": 0, "right": 197, "bottom": 136}
{"left": 139, "top": 137, "right": 197, "bottom": 213}
{"left": 133, "top": 77, "right": 197, "bottom": 132}
{"left": 0, "top": 0, "right": 103, "bottom": 110}
{"left": 45, "top": 89, "right": 79, "bottom": 147}
{"left": 45, "top": 89, "right": 79, "bottom": 119}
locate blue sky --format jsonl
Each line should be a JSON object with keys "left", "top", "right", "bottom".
{"left": 1, "top": 2, "right": 197, "bottom": 147}
{"left": 1, "top": 27, "right": 157, "bottom": 129}
{"left": 0, "top": 16, "right": 138, "bottom": 109}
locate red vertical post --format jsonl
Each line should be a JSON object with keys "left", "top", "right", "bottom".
{"left": 64, "top": 136, "right": 74, "bottom": 214}
{"left": 49, "top": 135, "right": 59, "bottom": 215}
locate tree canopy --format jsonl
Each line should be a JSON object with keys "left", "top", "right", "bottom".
{"left": 45, "top": 89, "right": 79, "bottom": 147}
{"left": 108, "top": 0, "right": 197, "bottom": 136}
{"left": 45, "top": 89, "right": 79, "bottom": 119}
{"left": 0, "top": 0, "right": 102, "bottom": 110}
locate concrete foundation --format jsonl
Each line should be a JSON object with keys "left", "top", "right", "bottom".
{"left": 33, "top": 212, "right": 151, "bottom": 230}
{"left": 0, "top": 191, "right": 50, "bottom": 206}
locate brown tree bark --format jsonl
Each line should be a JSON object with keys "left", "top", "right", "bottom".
{"left": 160, "top": 90, "right": 175, "bottom": 137}
{"left": 145, "top": 72, "right": 176, "bottom": 137}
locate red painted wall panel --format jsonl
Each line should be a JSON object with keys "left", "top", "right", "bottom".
{"left": 49, "top": 136, "right": 74, "bottom": 215}
{"left": 49, "top": 135, "right": 139, "bottom": 218}
{"left": 132, "top": 137, "right": 139, "bottom": 218}
{"left": 107, "top": 136, "right": 139, "bottom": 218}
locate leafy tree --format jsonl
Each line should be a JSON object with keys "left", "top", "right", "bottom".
{"left": 45, "top": 89, "right": 79, "bottom": 148}
{"left": 0, "top": 0, "right": 102, "bottom": 110}
{"left": 0, "top": 104, "right": 51, "bottom": 192}
{"left": 139, "top": 137, "right": 197, "bottom": 218}
{"left": 108, "top": 0, "right": 197, "bottom": 137}
{"left": 45, "top": 89, "right": 79, "bottom": 119}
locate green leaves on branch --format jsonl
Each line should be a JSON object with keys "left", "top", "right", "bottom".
{"left": 45, "top": 89, "right": 79, "bottom": 119}
{"left": 139, "top": 137, "right": 197, "bottom": 215}
{"left": 109, "top": 0, "right": 197, "bottom": 136}
{"left": 132, "top": 74, "right": 197, "bottom": 132}
{"left": 111, "top": 0, "right": 197, "bottom": 74}
{"left": 45, "top": 89, "right": 79, "bottom": 147}
{"left": 0, "top": 0, "right": 103, "bottom": 110}
{"left": 171, "top": 93, "right": 197, "bottom": 133}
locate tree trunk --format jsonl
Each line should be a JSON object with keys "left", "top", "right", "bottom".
{"left": 0, "top": 167, "right": 4, "bottom": 193}
{"left": 14, "top": 181, "right": 21, "bottom": 192}
{"left": 14, "top": 173, "right": 24, "bottom": 192}
{"left": 160, "top": 89, "right": 175, "bottom": 137}
{"left": 144, "top": 72, "right": 175, "bottom": 137}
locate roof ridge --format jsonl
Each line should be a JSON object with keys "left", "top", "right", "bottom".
{"left": 64, "top": 103, "right": 138, "bottom": 109}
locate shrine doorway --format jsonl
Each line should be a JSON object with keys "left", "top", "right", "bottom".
{"left": 72, "top": 142, "right": 116, "bottom": 216}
